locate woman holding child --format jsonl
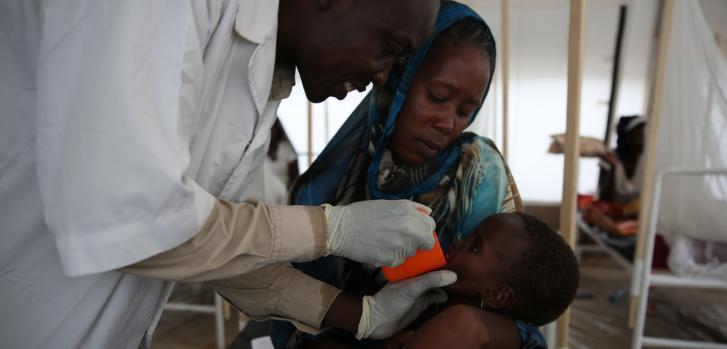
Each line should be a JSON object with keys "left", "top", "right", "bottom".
{"left": 273, "top": 2, "right": 578, "bottom": 348}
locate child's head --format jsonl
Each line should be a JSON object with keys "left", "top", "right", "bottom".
{"left": 444, "top": 212, "right": 579, "bottom": 326}
{"left": 389, "top": 17, "right": 495, "bottom": 165}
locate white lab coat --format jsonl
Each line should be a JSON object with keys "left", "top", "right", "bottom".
{"left": 0, "top": 0, "right": 284, "bottom": 347}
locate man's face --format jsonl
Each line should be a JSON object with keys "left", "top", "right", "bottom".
{"left": 443, "top": 214, "right": 529, "bottom": 299}
{"left": 296, "top": 0, "right": 440, "bottom": 103}
{"left": 390, "top": 39, "right": 490, "bottom": 165}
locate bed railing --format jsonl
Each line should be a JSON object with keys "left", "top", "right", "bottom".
{"left": 631, "top": 167, "right": 727, "bottom": 349}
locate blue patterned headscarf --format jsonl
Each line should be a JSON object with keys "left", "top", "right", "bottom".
{"left": 289, "top": 2, "right": 525, "bottom": 251}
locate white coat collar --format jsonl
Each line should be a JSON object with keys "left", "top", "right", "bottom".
{"left": 234, "top": 0, "right": 279, "bottom": 44}
{"left": 234, "top": 0, "right": 287, "bottom": 113}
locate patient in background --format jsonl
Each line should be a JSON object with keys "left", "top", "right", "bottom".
{"left": 598, "top": 115, "right": 646, "bottom": 203}
{"left": 584, "top": 116, "right": 646, "bottom": 240}
{"left": 314, "top": 212, "right": 580, "bottom": 349}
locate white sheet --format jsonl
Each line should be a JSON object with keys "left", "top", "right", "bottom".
{"left": 654, "top": 0, "right": 727, "bottom": 244}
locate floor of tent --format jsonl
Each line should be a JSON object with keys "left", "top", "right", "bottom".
{"left": 152, "top": 253, "right": 727, "bottom": 349}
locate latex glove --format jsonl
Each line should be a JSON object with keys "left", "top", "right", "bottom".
{"left": 323, "top": 200, "right": 436, "bottom": 267}
{"left": 356, "top": 270, "right": 457, "bottom": 339}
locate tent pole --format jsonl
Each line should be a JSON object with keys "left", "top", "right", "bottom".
{"left": 501, "top": 0, "right": 510, "bottom": 160}
{"left": 604, "top": 5, "right": 628, "bottom": 147}
{"left": 627, "top": 0, "right": 675, "bottom": 328}
{"left": 556, "top": 0, "right": 585, "bottom": 347}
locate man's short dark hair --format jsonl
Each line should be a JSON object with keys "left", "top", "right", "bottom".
{"left": 505, "top": 213, "right": 580, "bottom": 326}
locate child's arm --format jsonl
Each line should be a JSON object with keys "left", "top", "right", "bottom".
{"left": 403, "top": 305, "right": 521, "bottom": 349}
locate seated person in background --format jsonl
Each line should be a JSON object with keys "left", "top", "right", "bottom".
{"left": 598, "top": 115, "right": 646, "bottom": 203}
{"left": 313, "top": 213, "right": 580, "bottom": 349}
{"left": 585, "top": 116, "right": 646, "bottom": 237}
{"left": 272, "top": 3, "right": 550, "bottom": 349}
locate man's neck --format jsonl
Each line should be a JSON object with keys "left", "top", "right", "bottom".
{"left": 276, "top": 0, "right": 298, "bottom": 69}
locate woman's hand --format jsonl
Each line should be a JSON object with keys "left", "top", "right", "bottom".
{"left": 403, "top": 305, "right": 521, "bottom": 349}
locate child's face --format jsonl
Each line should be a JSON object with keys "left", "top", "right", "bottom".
{"left": 443, "top": 213, "right": 529, "bottom": 299}
{"left": 389, "top": 38, "right": 491, "bottom": 165}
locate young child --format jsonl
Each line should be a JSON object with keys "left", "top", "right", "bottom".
{"left": 399, "top": 212, "right": 580, "bottom": 349}
{"left": 305, "top": 212, "right": 579, "bottom": 349}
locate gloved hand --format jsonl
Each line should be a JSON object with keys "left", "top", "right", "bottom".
{"left": 356, "top": 270, "right": 457, "bottom": 340}
{"left": 323, "top": 200, "right": 436, "bottom": 267}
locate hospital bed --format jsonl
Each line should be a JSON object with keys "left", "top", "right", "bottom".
{"left": 576, "top": 213, "right": 633, "bottom": 272}
{"left": 631, "top": 168, "right": 727, "bottom": 349}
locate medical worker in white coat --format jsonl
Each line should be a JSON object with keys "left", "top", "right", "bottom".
{"left": 0, "top": 0, "right": 456, "bottom": 348}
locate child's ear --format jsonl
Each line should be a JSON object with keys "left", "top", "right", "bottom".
{"left": 482, "top": 285, "right": 514, "bottom": 309}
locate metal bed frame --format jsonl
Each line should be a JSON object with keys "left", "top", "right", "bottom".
{"left": 631, "top": 168, "right": 727, "bottom": 349}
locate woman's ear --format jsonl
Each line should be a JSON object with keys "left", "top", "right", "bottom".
{"left": 482, "top": 285, "right": 514, "bottom": 309}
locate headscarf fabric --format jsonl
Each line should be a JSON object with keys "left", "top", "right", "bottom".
{"left": 290, "top": 2, "right": 514, "bottom": 248}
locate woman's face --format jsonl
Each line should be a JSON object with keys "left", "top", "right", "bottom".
{"left": 389, "top": 38, "right": 491, "bottom": 165}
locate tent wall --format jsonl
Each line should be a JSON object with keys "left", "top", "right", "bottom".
{"left": 466, "top": 0, "right": 660, "bottom": 202}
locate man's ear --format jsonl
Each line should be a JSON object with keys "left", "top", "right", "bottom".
{"left": 482, "top": 285, "right": 514, "bottom": 309}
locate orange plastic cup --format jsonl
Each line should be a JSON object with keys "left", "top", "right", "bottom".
{"left": 382, "top": 232, "right": 447, "bottom": 282}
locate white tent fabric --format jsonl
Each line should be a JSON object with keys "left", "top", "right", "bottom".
{"left": 653, "top": 1, "right": 727, "bottom": 278}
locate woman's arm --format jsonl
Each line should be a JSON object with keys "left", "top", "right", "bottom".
{"left": 404, "top": 305, "right": 520, "bottom": 349}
